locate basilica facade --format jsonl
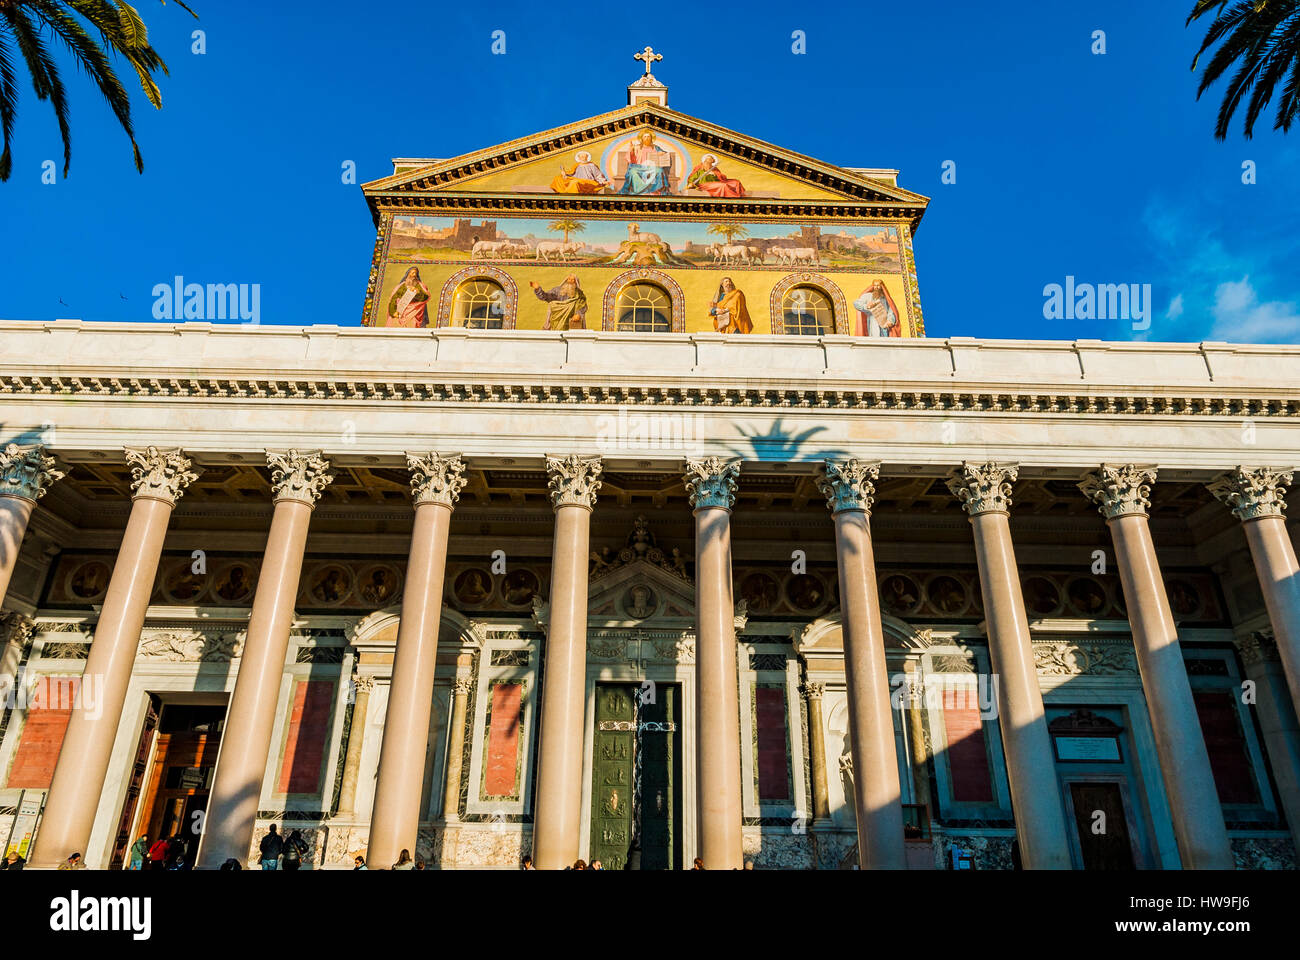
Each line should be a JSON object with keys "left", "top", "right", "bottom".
{"left": 1, "top": 58, "right": 1298, "bottom": 870}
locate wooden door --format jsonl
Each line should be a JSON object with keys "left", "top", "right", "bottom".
{"left": 1069, "top": 781, "right": 1136, "bottom": 870}
{"left": 137, "top": 731, "right": 221, "bottom": 860}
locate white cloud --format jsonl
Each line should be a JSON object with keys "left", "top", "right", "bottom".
{"left": 1165, "top": 293, "right": 1184, "bottom": 321}
{"left": 1210, "top": 276, "right": 1300, "bottom": 343}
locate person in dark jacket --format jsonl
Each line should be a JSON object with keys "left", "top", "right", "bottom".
{"left": 1, "top": 851, "right": 25, "bottom": 870}
{"left": 281, "top": 830, "right": 308, "bottom": 871}
{"left": 259, "top": 824, "right": 284, "bottom": 870}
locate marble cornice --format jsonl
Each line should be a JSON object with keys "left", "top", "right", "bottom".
{"left": 4, "top": 373, "right": 1297, "bottom": 419}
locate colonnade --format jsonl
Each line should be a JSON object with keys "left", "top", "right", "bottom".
{"left": 0, "top": 442, "right": 1297, "bottom": 869}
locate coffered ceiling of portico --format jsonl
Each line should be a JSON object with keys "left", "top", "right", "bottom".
{"left": 43, "top": 459, "right": 1218, "bottom": 522}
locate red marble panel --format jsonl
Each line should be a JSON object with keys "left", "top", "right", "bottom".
{"left": 8, "top": 678, "right": 79, "bottom": 789}
{"left": 756, "top": 686, "right": 789, "bottom": 801}
{"left": 485, "top": 682, "right": 522, "bottom": 798}
{"left": 277, "top": 680, "right": 335, "bottom": 794}
{"left": 942, "top": 688, "right": 993, "bottom": 802}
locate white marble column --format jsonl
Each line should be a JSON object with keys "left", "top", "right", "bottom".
{"left": 1209, "top": 468, "right": 1300, "bottom": 720}
{"left": 947, "top": 462, "right": 1072, "bottom": 869}
{"left": 336, "top": 675, "right": 375, "bottom": 819}
{"left": 198, "top": 451, "right": 333, "bottom": 868}
{"left": 368, "top": 453, "right": 465, "bottom": 868}
{"left": 684, "top": 456, "right": 744, "bottom": 870}
{"left": 1080, "top": 464, "right": 1233, "bottom": 868}
{"left": 0, "top": 444, "right": 64, "bottom": 610}
{"left": 532, "top": 455, "right": 602, "bottom": 869}
{"left": 816, "top": 459, "right": 906, "bottom": 868}
{"left": 31, "top": 446, "right": 198, "bottom": 868}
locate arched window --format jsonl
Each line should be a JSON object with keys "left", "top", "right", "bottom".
{"left": 782, "top": 285, "right": 834, "bottom": 336}
{"left": 616, "top": 282, "right": 672, "bottom": 332}
{"left": 452, "top": 278, "right": 508, "bottom": 329}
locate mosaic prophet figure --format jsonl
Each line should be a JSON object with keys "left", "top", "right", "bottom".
{"left": 551, "top": 150, "right": 610, "bottom": 194}
{"left": 529, "top": 275, "right": 588, "bottom": 330}
{"left": 709, "top": 277, "right": 752, "bottom": 334}
{"left": 853, "top": 280, "right": 901, "bottom": 337}
{"left": 386, "top": 267, "right": 431, "bottom": 328}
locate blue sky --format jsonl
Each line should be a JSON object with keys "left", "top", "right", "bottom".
{"left": 1, "top": 0, "right": 1296, "bottom": 343}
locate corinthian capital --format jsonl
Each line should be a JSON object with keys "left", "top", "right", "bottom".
{"left": 946, "top": 461, "right": 1018, "bottom": 516}
{"left": 0, "top": 444, "right": 64, "bottom": 502}
{"left": 406, "top": 452, "right": 467, "bottom": 507}
{"left": 125, "top": 446, "right": 200, "bottom": 505}
{"left": 546, "top": 455, "right": 602, "bottom": 510}
{"left": 267, "top": 450, "right": 333, "bottom": 506}
{"left": 1207, "top": 467, "right": 1293, "bottom": 521}
{"left": 684, "top": 457, "right": 740, "bottom": 511}
{"left": 1078, "top": 464, "right": 1157, "bottom": 520}
{"left": 816, "top": 459, "right": 880, "bottom": 515}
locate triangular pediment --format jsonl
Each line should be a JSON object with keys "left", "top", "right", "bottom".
{"left": 363, "top": 103, "right": 928, "bottom": 221}
{"left": 588, "top": 559, "right": 695, "bottom": 623}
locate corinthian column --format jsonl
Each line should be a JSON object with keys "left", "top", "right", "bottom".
{"left": 335, "top": 675, "right": 375, "bottom": 819}
{"left": 946, "top": 462, "right": 1072, "bottom": 869}
{"left": 1080, "top": 465, "right": 1233, "bottom": 868}
{"left": 1208, "top": 468, "right": 1300, "bottom": 720}
{"left": 441, "top": 676, "right": 473, "bottom": 822}
{"left": 685, "top": 456, "right": 744, "bottom": 869}
{"left": 198, "top": 450, "right": 333, "bottom": 868}
{"left": 0, "top": 444, "right": 64, "bottom": 609}
{"left": 532, "top": 454, "right": 601, "bottom": 869}
{"left": 816, "top": 459, "right": 905, "bottom": 868}
{"left": 368, "top": 453, "right": 466, "bottom": 868}
{"left": 31, "top": 446, "right": 198, "bottom": 868}
{"left": 801, "top": 681, "right": 830, "bottom": 823}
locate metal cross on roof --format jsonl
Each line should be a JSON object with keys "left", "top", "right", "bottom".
{"left": 634, "top": 46, "right": 662, "bottom": 76}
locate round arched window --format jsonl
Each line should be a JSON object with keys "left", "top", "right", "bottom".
{"left": 782, "top": 285, "right": 834, "bottom": 335}
{"left": 616, "top": 282, "right": 672, "bottom": 332}
{"left": 453, "top": 279, "right": 507, "bottom": 329}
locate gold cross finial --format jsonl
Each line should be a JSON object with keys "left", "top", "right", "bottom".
{"left": 634, "top": 46, "right": 662, "bottom": 76}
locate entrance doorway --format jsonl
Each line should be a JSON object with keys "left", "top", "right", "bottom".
{"left": 589, "top": 682, "right": 682, "bottom": 870}
{"left": 113, "top": 700, "right": 226, "bottom": 868}
{"left": 1067, "top": 781, "right": 1136, "bottom": 870}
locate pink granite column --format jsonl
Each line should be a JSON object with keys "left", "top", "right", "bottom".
{"left": 532, "top": 455, "right": 601, "bottom": 869}
{"left": 1081, "top": 464, "right": 1233, "bottom": 869}
{"left": 947, "top": 462, "right": 1072, "bottom": 869}
{"left": 530, "top": 452, "right": 600, "bottom": 863}
{"left": 685, "top": 457, "right": 744, "bottom": 870}
{"left": 816, "top": 459, "right": 906, "bottom": 868}
{"left": 30, "top": 446, "right": 198, "bottom": 868}
{"left": 197, "top": 451, "right": 333, "bottom": 868}
{"left": 0, "top": 444, "right": 63, "bottom": 609}
{"left": 1209, "top": 468, "right": 1300, "bottom": 720}
{"left": 367, "top": 453, "right": 465, "bottom": 868}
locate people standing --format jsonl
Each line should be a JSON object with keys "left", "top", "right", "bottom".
{"left": 147, "top": 836, "right": 170, "bottom": 871}
{"left": 57, "top": 852, "right": 85, "bottom": 870}
{"left": 127, "top": 834, "right": 149, "bottom": 871}
{"left": 392, "top": 849, "right": 414, "bottom": 870}
{"left": 281, "top": 829, "right": 308, "bottom": 871}
{"left": 353, "top": 856, "right": 367, "bottom": 871}
{"left": 2, "top": 851, "right": 25, "bottom": 870}
{"left": 259, "top": 824, "right": 284, "bottom": 870}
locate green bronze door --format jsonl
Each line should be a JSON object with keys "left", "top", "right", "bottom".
{"left": 638, "top": 684, "right": 680, "bottom": 870}
{"left": 589, "top": 682, "right": 681, "bottom": 870}
{"left": 590, "top": 684, "right": 636, "bottom": 870}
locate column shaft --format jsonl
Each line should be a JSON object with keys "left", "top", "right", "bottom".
{"left": 1108, "top": 513, "right": 1234, "bottom": 868}
{"left": 969, "top": 509, "right": 1072, "bottom": 869}
{"left": 198, "top": 497, "right": 313, "bottom": 867}
{"left": 804, "top": 687, "right": 830, "bottom": 822}
{"left": 694, "top": 504, "right": 744, "bottom": 869}
{"left": 1238, "top": 643, "right": 1300, "bottom": 857}
{"left": 335, "top": 678, "right": 373, "bottom": 819}
{"left": 29, "top": 496, "right": 174, "bottom": 867}
{"left": 368, "top": 500, "right": 452, "bottom": 866}
{"left": 1242, "top": 516, "right": 1300, "bottom": 718}
{"left": 0, "top": 496, "right": 35, "bottom": 608}
{"left": 832, "top": 509, "right": 906, "bottom": 868}
{"left": 441, "top": 680, "right": 470, "bottom": 822}
{"left": 532, "top": 503, "right": 592, "bottom": 868}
